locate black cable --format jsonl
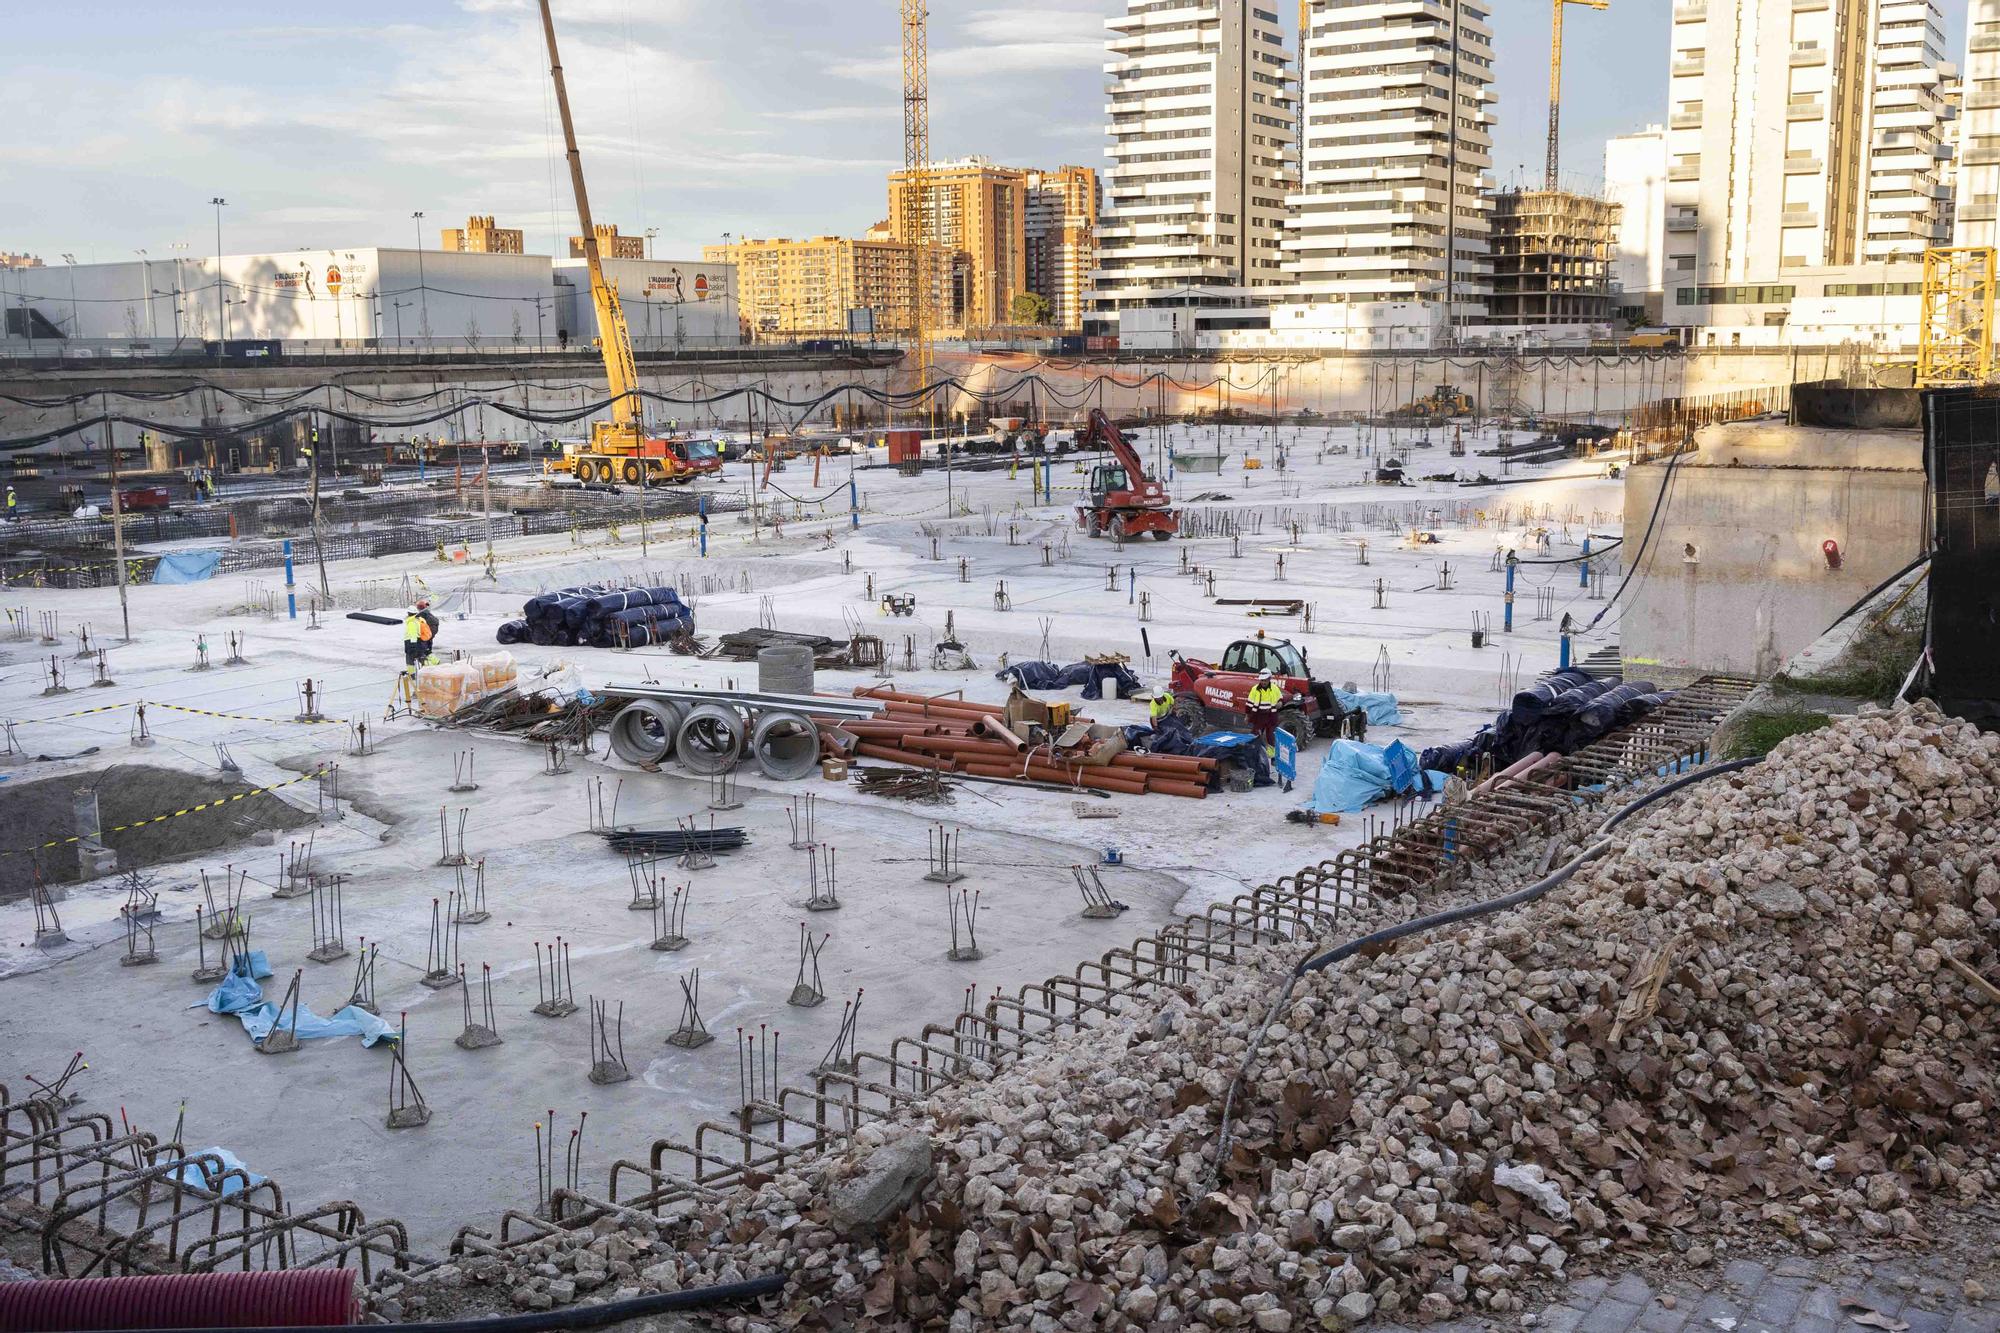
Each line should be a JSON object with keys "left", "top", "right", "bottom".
{"left": 114, "top": 1272, "right": 785, "bottom": 1333}
{"left": 1508, "top": 536, "right": 1624, "bottom": 567}
{"left": 1583, "top": 445, "right": 1688, "bottom": 632}
{"left": 1822, "top": 551, "right": 1931, "bottom": 632}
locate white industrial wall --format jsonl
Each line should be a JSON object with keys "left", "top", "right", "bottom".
{"left": 0, "top": 248, "right": 736, "bottom": 351}
{"left": 556, "top": 257, "right": 740, "bottom": 348}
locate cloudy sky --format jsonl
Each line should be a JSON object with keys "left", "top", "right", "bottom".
{"left": 3, "top": 0, "right": 1968, "bottom": 264}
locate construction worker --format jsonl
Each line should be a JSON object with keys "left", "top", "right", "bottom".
{"left": 1147, "top": 691, "right": 1175, "bottom": 728}
{"left": 1246, "top": 669, "right": 1283, "bottom": 757}
{"left": 3, "top": 485, "right": 15, "bottom": 522}
{"left": 403, "top": 600, "right": 439, "bottom": 671}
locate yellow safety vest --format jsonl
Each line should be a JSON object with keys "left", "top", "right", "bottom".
{"left": 404, "top": 614, "right": 423, "bottom": 643}
{"left": 1149, "top": 695, "right": 1173, "bottom": 723}
{"left": 1248, "top": 682, "right": 1282, "bottom": 709}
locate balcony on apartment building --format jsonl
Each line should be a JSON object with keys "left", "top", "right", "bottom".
{"left": 1784, "top": 153, "right": 1826, "bottom": 174}
{"left": 1787, "top": 97, "right": 1827, "bottom": 121}
{"left": 1790, "top": 46, "right": 1827, "bottom": 67}
{"left": 1667, "top": 213, "right": 1701, "bottom": 232}
{"left": 1673, "top": 1, "right": 1706, "bottom": 21}
{"left": 1671, "top": 109, "right": 1704, "bottom": 128}
{"left": 1793, "top": 0, "right": 1829, "bottom": 11}
{"left": 1667, "top": 161, "right": 1702, "bottom": 181}
{"left": 1782, "top": 208, "right": 1823, "bottom": 229}
{"left": 1672, "top": 57, "right": 1706, "bottom": 78}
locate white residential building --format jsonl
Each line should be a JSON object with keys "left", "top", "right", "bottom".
{"left": 1285, "top": 0, "right": 1497, "bottom": 319}
{"left": 1603, "top": 125, "right": 1668, "bottom": 320}
{"left": 1956, "top": 0, "right": 2000, "bottom": 248}
{"left": 1088, "top": 0, "right": 1297, "bottom": 321}
{"left": 1861, "top": 0, "right": 1954, "bottom": 263}
{"left": 1663, "top": 0, "right": 1954, "bottom": 336}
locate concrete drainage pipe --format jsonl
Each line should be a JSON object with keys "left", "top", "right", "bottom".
{"left": 608, "top": 699, "right": 687, "bottom": 765}
{"left": 676, "top": 704, "right": 747, "bottom": 775}
{"left": 751, "top": 710, "right": 821, "bottom": 781}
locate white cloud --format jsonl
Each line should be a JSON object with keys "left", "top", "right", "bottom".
{"left": 764, "top": 105, "right": 900, "bottom": 124}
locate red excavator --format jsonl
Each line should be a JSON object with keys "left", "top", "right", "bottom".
{"left": 1074, "top": 409, "right": 1177, "bottom": 541}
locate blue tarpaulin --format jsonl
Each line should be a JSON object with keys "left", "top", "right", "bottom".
{"left": 151, "top": 551, "right": 222, "bottom": 584}
{"left": 199, "top": 972, "right": 397, "bottom": 1047}
{"left": 1127, "top": 718, "right": 1273, "bottom": 787}
{"left": 1332, "top": 688, "right": 1403, "bottom": 727}
{"left": 1305, "top": 739, "right": 1447, "bottom": 814}
{"left": 172, "top": 1147, "right": 268, "bottom": 1199}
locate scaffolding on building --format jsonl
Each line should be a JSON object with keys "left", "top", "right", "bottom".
{"left": 1485, "top": 189, "right": 1620, "bottom": 326}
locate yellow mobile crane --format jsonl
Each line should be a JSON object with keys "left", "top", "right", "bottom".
{"left": 535, "top": 0, "right": 688, "bottom": 487}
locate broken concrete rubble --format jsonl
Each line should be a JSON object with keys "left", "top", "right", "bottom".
{"left": 367, "top": 702, "right": 1999, "bottom": 1328}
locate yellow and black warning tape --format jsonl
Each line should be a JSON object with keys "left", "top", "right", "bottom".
{"left": 15, "top": 768, "right": 329, "bottom": 853}
{"left": 9, "top": 701, "right": 132, "bottom": 726}
{"left": 8, "top": 700, "right": 345, "bottom": 729}
{"left": 150, "top": 702, "right": 346, "bottom": 728}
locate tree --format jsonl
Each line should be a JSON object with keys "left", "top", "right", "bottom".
{"left": 1009, "top": 292, "right": 1054, "bottom": 327}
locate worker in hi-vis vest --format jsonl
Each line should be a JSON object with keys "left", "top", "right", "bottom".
{"left": 1246, "top": 670, "right": 1282, "bottom": 756}
{"left": 1148, "top": 692, "right": 1175, "bottom": 727}
{"left": 403, "top": 599, "right": 439, "bottom": 671}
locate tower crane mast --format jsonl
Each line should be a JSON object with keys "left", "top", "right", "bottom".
{"left": 1547, "top": 0, "right": 1608, "bottom": 192}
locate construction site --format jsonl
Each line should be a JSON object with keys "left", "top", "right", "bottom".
{"left": 0, "top": 2, "right": 1997, "bottom": 1332}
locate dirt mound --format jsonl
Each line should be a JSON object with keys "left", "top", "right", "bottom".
{"left": 0, "top": 763, "right": 316, "bottom": 900}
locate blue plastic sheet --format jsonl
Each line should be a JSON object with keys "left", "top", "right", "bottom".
{"left": 1332, "top": 688, "right": 1403, "bottom": 727}
{"left": 1305, "top": 739, "right": 1447, "bottom": 814}
{"left": 172, "top": 1147, "right": 268, "bottom": 1199}
{"left": 152, "top": 551, "right": 222, "bottom": 584}
{"left": 1129, "top": 719, "right": 1271, "bottom": 787}
{"left": 199, "top": 973, "right": 397, "bottom": 1047}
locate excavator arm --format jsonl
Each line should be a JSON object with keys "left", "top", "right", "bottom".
{"left": 1079, "top": 409, "right": 1155, "bottom": 488}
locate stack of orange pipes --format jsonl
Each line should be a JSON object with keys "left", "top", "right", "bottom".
{"left": 818, "top": 686, "right": 1214, "bottom": 799}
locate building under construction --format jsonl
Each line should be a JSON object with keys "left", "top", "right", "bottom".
{"left": 1485, "top": 188, "right": 1621, "bottom": 326}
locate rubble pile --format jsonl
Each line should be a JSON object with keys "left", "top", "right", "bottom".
{"left": 377, "top": 704, "right": 1999, "bottom": 1329}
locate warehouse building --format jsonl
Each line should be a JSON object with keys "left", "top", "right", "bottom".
{"left": 0, "top": 247, "right": 738, "bottom": 353}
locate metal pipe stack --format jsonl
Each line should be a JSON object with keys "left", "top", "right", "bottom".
{"left": 823, "top": 686, "right": 1214, "bottom": 799}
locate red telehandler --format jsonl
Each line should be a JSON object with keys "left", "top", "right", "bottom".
{"left": 1073, "top": 409, "right": 1178, "bottom": 541}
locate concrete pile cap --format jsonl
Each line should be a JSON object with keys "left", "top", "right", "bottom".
{"left": 373, "top": 703, "right": 2000, "bottom": 1327}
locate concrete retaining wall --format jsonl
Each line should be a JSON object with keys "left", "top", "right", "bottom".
{"left": 1621, "top": 420, "right": 1928, "bottom": 683}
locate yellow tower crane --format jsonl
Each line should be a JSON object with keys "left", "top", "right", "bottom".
{"left": 1547, "top": 0, "right": 1608, "bottom": 192}
{"left": 901, "top": 0, "right": 936, "bottom": 418}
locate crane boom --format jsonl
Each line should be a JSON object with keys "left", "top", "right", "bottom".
{"left": 538, "top": 0, "right": 642, "bottom": 435}
{"left": 1546, "top": 0, "right": 1608, "bottom": 192}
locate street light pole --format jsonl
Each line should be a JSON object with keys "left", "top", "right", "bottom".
{"left": 135, "top": 249, "right": 154, "bottom": 339}
{"left": 412, "top": 210, "right": 428, "bottom": 348}
{"left": 210, "top": 197, "right": 226, "bottom": 352}
{"left": 59, "top": 254, "right": 79, "bottom": 353}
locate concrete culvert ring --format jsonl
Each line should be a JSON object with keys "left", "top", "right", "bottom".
{"left": 676, "top": 703, "right": 746, "bottom": 775}
{"left": 751, "top": 711, "right": 821, "bottom": 781}
{"left": 608, "top": 699, "right": 685, "bottom": 765}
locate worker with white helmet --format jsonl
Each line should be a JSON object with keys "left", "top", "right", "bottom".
{"left": 1246, "top": 668, "right": 1283, "bottom": 757}
{"left": 402, "top": 598, "right": 440, "bottom": 672}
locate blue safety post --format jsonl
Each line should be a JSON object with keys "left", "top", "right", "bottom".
{"left": 1579, "top": 536, "right": 1592, "bottom": 588}
{"left": 848, "top": 477, "right": 859, "bottom": 530}
{"left": 698, "top": 493, "right": 709, "bottom": 556}
{"left": 282, "top": 538, "right": 297, "bottom": 619}
{"left": 1559, "top": 628, "right": 1572, "bottom": 669}
{"left": 1503, "top": 552, "right": 1517, "bottom": 634}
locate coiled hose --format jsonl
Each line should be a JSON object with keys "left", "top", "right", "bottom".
{"left": 1212, "top": 756, "right": 1765, "bottom": 1174}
